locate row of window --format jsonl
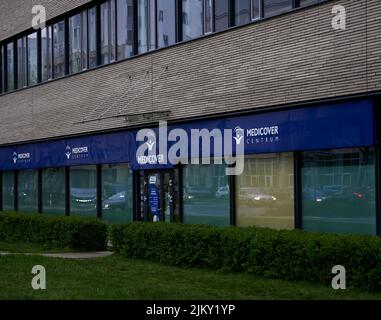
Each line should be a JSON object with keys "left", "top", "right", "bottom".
{"left": 182, "top": 148, "right": 376, "bottom": 236}
{"left": 0, "top": 147, "right": 376, "bottom": 235}
{"left": 1, "top": 164, "right": 133, "bottom": 223}
{"left": 0, "top": 0, "right": 326, "bottom": 94}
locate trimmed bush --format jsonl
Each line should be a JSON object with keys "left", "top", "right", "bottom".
{"left": 0, "top": 212, "right": 108, "bottom": 250}
{"left": 110, "top": 222, "right": 381, "bottom": 291}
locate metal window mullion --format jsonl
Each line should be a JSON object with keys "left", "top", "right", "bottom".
{"left": 294, "top": 151, "right": 302, "bottom": 229}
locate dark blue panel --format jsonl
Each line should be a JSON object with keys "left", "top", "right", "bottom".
{"left": 0, "top": 99, "right": 375, "bottom": 171}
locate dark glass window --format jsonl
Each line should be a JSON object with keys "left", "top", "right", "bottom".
{"left": 215, "top": 0, "right": 229, "bottom": 32}
{"left": 2, "top": 171, "right": 15, "bottom": 211}
{"left": 81, "top": 11, "right": 88, "bottom": 69}
{"left": 263, "top": 0, "right": 293, "bottom": 17}
{"left": 182, "top": 0, "right": 203, "bottom": 41}
{"left": 41, "top": 26, "right": 53, "bottom": 81}
{"left": 117, "top": 0, "right": 134, "bottom": 60}
{"left": 102, "top": 164, "right": 133, "bottom": 223}
{"left": 101, "top": 0, "right": 117, "bottom": 65}
{"left": 157, "top": 0, "right": 176, "bottom": 48}
{"left": 17, "top": 37, "right": 27, "bottom": 89}
{"left": 204, "top": 0, "right": 213, "bottom": 34}
{"left": 88, "top": 6, "right": 98, "bottom": 68}
{"left": 27, "top": 32, "right": 38, "bottom": 85}
{"left": 6, "top": 42, "right": 14, "bottom": 91}
{"left": 42, "top": 168, "right": 66, "bottom": 215}
{"left": 69, "top": 13, "right": 82, "bottom": 74}
{"left": 235, "top": 0, "right": 251, "bottom": 26}
{"left": 53, "top": 20, "right": 66, "bottom": 78}
{"left": 70, "top": 165, "right": 97, "bottom": 218}
{"left": 18, "top": 170, "right": 38, "bottom": 212}
{"left": 301, "top": 148, "right": 377, "bottom": 236}
{"left": 138, "top": 0, "right": 156, "bottom": 53}
{"left": 252, "top": 0, "right": 261, "bottom": 20}
{"left": 183, "top": 162, "right": 230, "bottom": 226}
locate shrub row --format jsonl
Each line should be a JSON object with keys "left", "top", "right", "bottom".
{"left": 0, "top": 212, "right": 108, "bottom": 250}
{"left": 110, "top": 222, "right": 381, "bottom": 291}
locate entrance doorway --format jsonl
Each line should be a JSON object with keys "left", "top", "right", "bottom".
{"left": 136, "top": 169, "right": 181, "bottom": 223}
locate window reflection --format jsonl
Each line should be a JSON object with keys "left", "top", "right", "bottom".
{"left": 236, "top": 153, "right": 294, "bottom": 229}
{"left": 263, "top": 0, "right": 293, "bottom": 17}
{"left": 2, "top": 171, "right": 14, "bottom": 211}
{"left": 53, "top": 20, "right": 66, "bottom": 78}
{"left": 102, "top": 164, "right": 133, "bottom": 223}
{"left": 182, "top": 0, "right": 203, "bottom": 41}
{"left": 302, "top": 148, "right": 377, "bottom": 236}
{"left": 183, "top": 162, "right": 230, "bottom": 226}
{"left": 157, "top": 0, "right": 176, "bottom": 48}
{"left": 70, "top": 166, "right": 97, "bottom": 218}
{"left": 42, "top": 168, "right": 65, "bottom": 215}
{"left": 18, "top": 170, "right": 38, "bottom": 212}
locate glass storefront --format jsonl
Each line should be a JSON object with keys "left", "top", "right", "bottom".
{"left": 18, "top": 170, "right": 38, "bottom": 212}
{"left": 183, "top": 163, "right": 230, "bottom": 226}
{"left": 301, "top": 148, "right": 377, "bottom": 236}
{"left": 42, "top": 167, "right": 65, "bottom": 215}
{"left": 236, "top": 153, "right": 294, "bottom": 229}
{"left": 102, "top": 163, "right": 133, "bottom": 223}
{"left": 70, "top": 165, "right": 97, "bottom": 218}
{"left": 2, "top": 171, "right": 14, "bottom": 211}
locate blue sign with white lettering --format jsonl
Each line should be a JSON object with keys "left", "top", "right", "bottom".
{"left": 0, "top": 99, "right": 374, "bottom": 170}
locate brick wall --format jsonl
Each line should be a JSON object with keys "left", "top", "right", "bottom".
{"left": 0, "top": 0, "right": 380, "bottom": 145}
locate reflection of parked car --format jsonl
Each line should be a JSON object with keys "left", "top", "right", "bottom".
{"left": 238, "top": 188, "right": 277, "bottom": 205}
{"left": 215, "top": 186, "right": 229, "bottom": 198}
{"left": 71, "top": 188, "right": 97, "bottom": 210}
{"left": 102, "top": 191, "right": 131, "bottom": 212}
{"left": 303, "top": 187, "right": 327, "bottom": 203}
{"left": 183, "top": 186, "right": 212, "bottom": 201}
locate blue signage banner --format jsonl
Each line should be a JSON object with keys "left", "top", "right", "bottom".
{"left": 0, "top": 99, "right": 375, "bottom": 171}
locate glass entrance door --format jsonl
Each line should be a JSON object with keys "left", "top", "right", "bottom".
{"left": 136, "top": 169, "right": 180, "bottom": 223}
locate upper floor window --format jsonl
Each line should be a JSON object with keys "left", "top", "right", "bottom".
{"left": 0, "top": 46, "right": 3, "bottom": 93}
{"left": 182, "top": 0, "right": 203, "bottom": 41}
{"left": 53, "top": 20, "right": 66, "bottom": 79}
{"left": 41, "top": 26, "right": 53, "bottom": 81}
{"left": 300, "top": 0, "right": 324, "bottom": 6}
{"left": 252, "top": 0, "right": 261, "bottom": 20}
{"left": 263, "top": 0, "right": 293, "bottom": 17}
{"left": 17, "top": 37, "right": 27, "bottom": 89}
{"left": 6, "top": 42, "right": 14, "bottom": 92}
{"left": 235, "top": 0, "right": 251, "bottom": 26}
{"left": 204, "top": 0, "right": 213, "bottom": 34}
{"left": 157, "top": 0, "right": 176, "bottom": 48}
{"left": 27, "top": 32, "right": 38, "bottom": 86}
{"left": 88, "top": 7, "right": 98, "bottom": 68}
{"left": 100, "top": 0, "right": 117, "bottom": 65}
{"left": 138, "top": 0, "right": 156, "bottom": 53}
{"left": 117, "top": 0, "right": 135, "bottom": 60}
{"left": 215, "top": 0, "right": 230, "bottom": 32}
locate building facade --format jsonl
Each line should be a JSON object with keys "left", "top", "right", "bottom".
{"left": 0, "top": 0, "right": 380, "bottom": 235}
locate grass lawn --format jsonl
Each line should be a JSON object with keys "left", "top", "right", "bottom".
{"left": 1, "top": 251, "right": 381, "bottom": 300}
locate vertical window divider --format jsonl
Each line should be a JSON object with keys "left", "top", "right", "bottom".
{"left": 26, "top": 36, "right": 30, "bottom": 87}
{"left": 65, "top": 166, "right": 70, "bottom": 216}
{"left": 132, "top": 170, "right": 138, "bottom": 221}
{"left": 176, "top": 0, "right": 183, "bottom": 43}
{"left": 229, "top": 0, "right": 235, "bottom": 28}
{"left": 229, "top": 165, "right": 236, "bottom": 226}
{"left": 0, "top": 44, "right": 3, "bottom": 94}
{"left": 0, "top": 171, "right": 3, "bottom": 212}
{"left": 97, "top": 164, "right": 102, "bottom": 219}
{"left": 374, "top": 100, "right": 381, "bottom": 237}
{"left": 38, "top": 168, "right": 43, "bottom": 214}
{"left": 293, "top": 0, "right": 301, "bottom": 8}
{"left": 179, "top": 164, "right": 184, "bottom": 223}
{"left": 133, "top": 0, "right": 139, "bottom": 55}
{"left": 294, "top": 151, "right": 302, "bottom": 229}
{"left": 14, "top": 170, "right": 18, "bottom": 212}
{"left": 37, "top": 29, "right": 42, "bottom": 83}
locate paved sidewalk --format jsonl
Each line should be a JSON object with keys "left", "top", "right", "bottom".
{"left": 0, "top": 251, "right": 114, "bottom": 259}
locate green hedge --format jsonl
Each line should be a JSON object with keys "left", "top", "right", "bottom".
{"left": 0, "top": 212, "right": 108, "bottom": 250}
{"left": 110, "top": 222, "right": 381, "bottom": 291}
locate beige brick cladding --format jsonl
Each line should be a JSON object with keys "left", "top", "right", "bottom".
{"left": 0, "top": 0, "right": 380, "bottom": 145}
